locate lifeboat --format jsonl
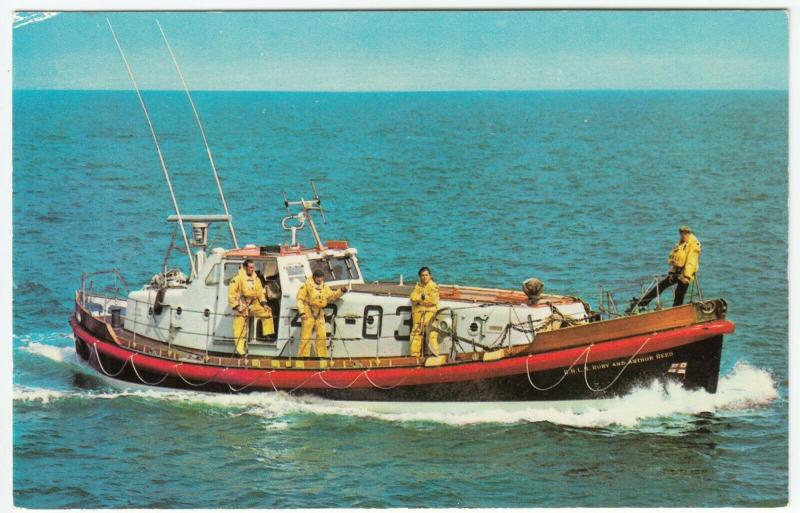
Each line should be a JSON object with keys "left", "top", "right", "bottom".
{"left": 70, "top": 196, "right": 733, "bottom": 402}
{"left": 71, "top": 23, "right": 734, "bottom": 403}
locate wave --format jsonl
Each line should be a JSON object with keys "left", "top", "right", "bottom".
{"left": 242, "top": 362, "right": 779, "bottom": 429}
{"left": 13, "top": 12, "right": 59, "bottom": 29}
{"left": 19, "top": 340, "right": 76, "bottom": 363}
{"left": 15, "top": 337, "right": 778, "bottom": 429}
{"left": 12, "top": 384, "right": 285, "bottom": 408}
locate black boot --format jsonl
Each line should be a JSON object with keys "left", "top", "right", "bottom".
{"left": 625, "top": 297, "right": 640, "bottom": 314}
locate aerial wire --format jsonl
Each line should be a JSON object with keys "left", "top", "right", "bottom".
{"left": 106, "top": 18, "right": 197, "bottom": 277}
{"left": 156, "top": 19, "right": 239, "bottom": 248}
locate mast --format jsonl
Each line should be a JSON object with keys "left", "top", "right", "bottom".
{"left": 282, "top": 181, "right": 327, "bottom": 251}
{"left": 155, "top": 19, "right": 239, "bottom": 248}
{"left": 106, "top": 18, "right": 197, "bottom": 278}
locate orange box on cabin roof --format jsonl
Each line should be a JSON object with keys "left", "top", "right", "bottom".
{"left": 326, "top": 240, "right": 349, "bottom": 249}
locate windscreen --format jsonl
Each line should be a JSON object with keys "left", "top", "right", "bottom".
{"left": 308, "top": 256, "right": 360, "bottom": 281}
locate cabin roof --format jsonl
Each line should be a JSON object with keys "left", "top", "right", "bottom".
{"left": 350, "top": 282, "right": 580, "bottom": 306}
{"left": 224, "top": 240, "right": 350, "bottom": 258}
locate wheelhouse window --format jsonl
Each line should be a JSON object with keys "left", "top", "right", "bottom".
{"left": 223, "top": 262, "right": 241, "bottom": 285}
{"left": 309, "top": 256, "right": 360, "bottom": 281}
{"left": 205, "top": 263, "right": 221, "bottom": 286}
{"left": 223, "top": 259, "right": 279, "bottom": 285}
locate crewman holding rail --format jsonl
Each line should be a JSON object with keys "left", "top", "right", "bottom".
{"left": 228, "top": 259, "right": 275, "bottom": 356}
{"left": 628, "top": 225, "right": 702, "bottom": 312}
{"left": 296, "top": 269, "right": 349, "bottom": 358}
{"left": 409, "top": 266, "right": 440, "bottom": 357}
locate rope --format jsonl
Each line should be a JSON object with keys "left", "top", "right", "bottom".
{"left": 525, "top": 345, "right": 592, "bottom": 391}
{"left": 90, "top": 343, "right": 131, "bottom": 377}
{"left": 227, "top": 376, "right": 263, "bottom": 393}
{"left": 583, "top": 337, "right": 652, "bottom": 392}
{"left": 510, "top": 306, "right": 536, "bottom": 347}
{"left": 486, "top": 325, "right": 511, "bottom": 349}
{"left": 174, "top": 364, "right": 227, "bottom": 387}
{"left": 363, "top": 368, "right": 419, "bottom": 390}
{"left": 289, "top": 372, "right": 323, "bottom": 394}
{"left": 329, "top": 317, "right": 354, "bottom": 362}
{"left": 129, "top": 355, "right": 171, "bottom": 386}
{"left": 317, "top": 370, "right": 364, "bottom": 390}
{"left": 119, "top": 295, "right": 510, "bottom": 325}
{"left": 266, "top": 371, "right": 279, "bottom": 393}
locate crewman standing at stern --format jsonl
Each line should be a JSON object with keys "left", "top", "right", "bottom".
{"left": 228, "top": 259, "right": 275, "bottom": 356}
{"left": 629, "top": 226, "right": 702, "bottom": 312}
{"left": 409, "top": 266, "right": 440, "bottom": 357}
{"left": 296, "top": 269, "right": 349, "bottom": 358}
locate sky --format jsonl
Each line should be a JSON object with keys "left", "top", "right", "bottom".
{"left": 10, "top": 10, "right": 792, "bottom": 90}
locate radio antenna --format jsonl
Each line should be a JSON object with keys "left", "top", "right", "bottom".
{"left": 106, "top": 18, "right": 197, "bottom": 277}
{"left": 156, "top": 19, "right": 239, "bottom": 249}
{"left": 310, "top": 179, "right": 327, "bottom": 224}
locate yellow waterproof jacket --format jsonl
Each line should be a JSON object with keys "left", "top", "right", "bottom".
{"left": 228, "top": 269, "right": 266, "bottom": 310}
{"left": 410, "top": 281, "right": 439, "bottom": 313}
{"left": 296, "top": 278, "right": 345, "bottom": 318}
{"left": 667, "top": 234, "right": 702, "bottom": 282}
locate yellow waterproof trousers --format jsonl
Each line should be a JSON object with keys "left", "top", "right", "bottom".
{"left": 410, "top": 309, "right": 439, "bottom": 357}
{"left": 232, "top": 304, "right": 275, "bottom": 355}
{"left": 299, "top": 315, "right": 328, "bottom": 358}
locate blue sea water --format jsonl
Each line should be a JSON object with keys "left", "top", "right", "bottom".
{"left": 12, "top": 89, "right": 788, "bottom": 508}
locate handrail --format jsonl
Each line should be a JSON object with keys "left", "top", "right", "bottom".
{"left": 80, "top": 269, "right": 130, "bottom": 306}
{"left": 598, "top": 271, "right": 704, "bottom": 319}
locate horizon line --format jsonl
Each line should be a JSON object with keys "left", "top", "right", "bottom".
{"left": 12, "top": 87, "right": 789, "bottom": 93}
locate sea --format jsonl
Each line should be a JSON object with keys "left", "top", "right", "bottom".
{"left": 11, "top": 89, "right": 788, "bottom": 508}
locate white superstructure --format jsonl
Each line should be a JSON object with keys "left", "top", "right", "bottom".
{"left": 114, "top": 197, "right": 589, "bottom": 359}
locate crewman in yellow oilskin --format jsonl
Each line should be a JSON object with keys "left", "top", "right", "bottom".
{"left": 296, "top": 269, "right": 349, "bottom": 358}
{"left": 628, "top": 226, "right": 702, "bottom": 312}
{"left": 228, "top": 258, "right": 275, "bottom": 356}
{"left": 409, "top": 266, "right": 440, "bottom": 357}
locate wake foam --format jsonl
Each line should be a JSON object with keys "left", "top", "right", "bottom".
{"left": 20, "top": 341, "right": 76, "bottom": 364}
{"left": 13, "top": 12, "right": 59, "bottom": 29}
{"left": 14, "top": 346, "right": 778, "bottom": 429}
{"left": 243, "top": 362, "right": 778, "bottom": 428}
{"left": 13, "top": 386, "right": 70, "bottom": 405}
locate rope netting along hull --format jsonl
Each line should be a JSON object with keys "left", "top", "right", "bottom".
{"left": 72, "top": 318, "right": 728, "bottom": 401}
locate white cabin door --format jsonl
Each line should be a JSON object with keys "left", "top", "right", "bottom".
{"left": 212, "top": 261, "right": 242, "bottom": 344}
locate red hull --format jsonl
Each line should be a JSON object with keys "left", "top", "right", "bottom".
{"left": 71, "top": 316, "right": 733, "bottom": 396}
